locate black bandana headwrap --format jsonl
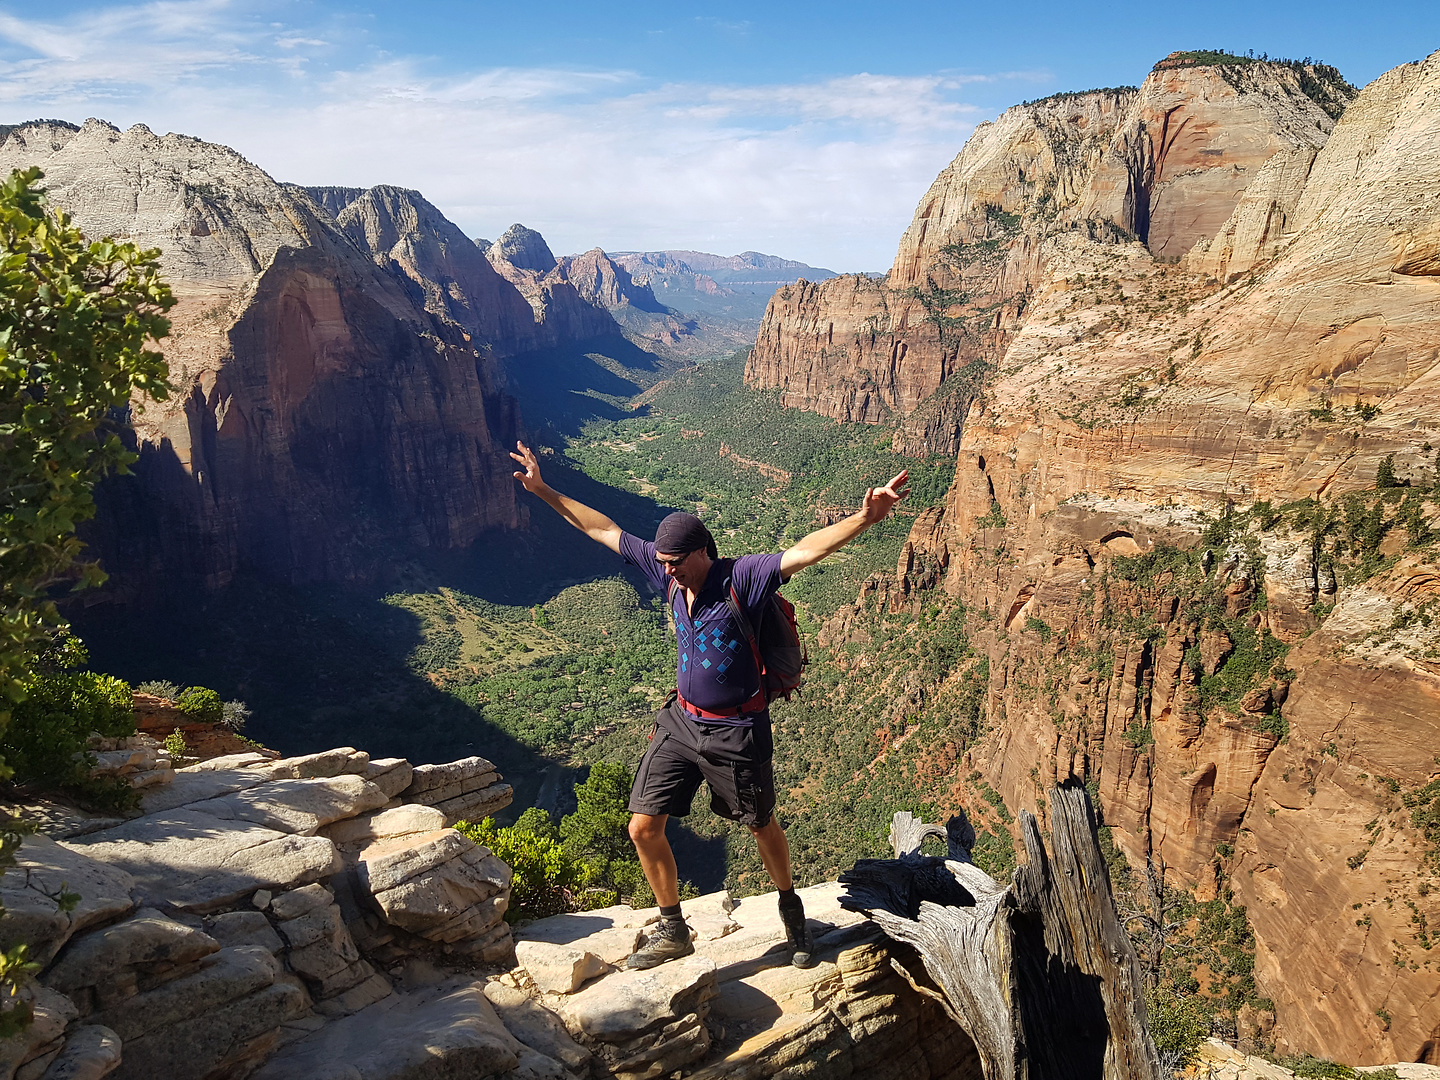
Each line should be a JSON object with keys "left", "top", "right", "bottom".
{"left": 654, "top": 512, "right": 718, "bottom": 559}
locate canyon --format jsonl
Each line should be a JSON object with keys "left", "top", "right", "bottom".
{"left": 754, "top": 51, "right": 1440, "bottom": 1063}
{"left": 6, "top": 42, "right": 1440, "bottom": 1075}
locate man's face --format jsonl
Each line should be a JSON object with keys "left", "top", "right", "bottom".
{"left": 657, "top": 548, "right": 709, "bottom": 591}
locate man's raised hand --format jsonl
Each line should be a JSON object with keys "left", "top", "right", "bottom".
{"left": 510, "top": 441, "right": 546, "bottom": 494}
{"left": 861, "top": 469, "right": 910, "bottom": 524}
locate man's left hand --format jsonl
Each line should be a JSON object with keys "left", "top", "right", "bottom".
{"left": 860, "top": 470, "right": 910, "bottom": 524}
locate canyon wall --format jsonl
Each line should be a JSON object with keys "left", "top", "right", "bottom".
{"left": 809, "top": 52, "right": 1440, "bottom": 1063}
{"left": 0, "top": 121, "right": 648, "bottom": 596}
{"left": 746, "top": 56, "right": 1354, "bottom": 456}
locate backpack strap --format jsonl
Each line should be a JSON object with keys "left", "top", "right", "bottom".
{"left": 723, "top": 577, "right": 768, "bottom": 714}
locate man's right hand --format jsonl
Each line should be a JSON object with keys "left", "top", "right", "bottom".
{"left": 510, "top": 441, "right": 547, "bottom": 494}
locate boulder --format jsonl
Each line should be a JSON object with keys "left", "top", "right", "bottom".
{"left": 319, "top": 805, "right": 446, "bottom": 852}
{"left": 185, "top": 775, "right": 390, "bottom": 835}
{"left": 356, "top": 830, "right": 512, "bottom": 943}
{"left": 251, "top": 977, "right": 522, "bottom": 1080}
{"left": 560, "top": 956, "right": 717, "bottom": 1043}
{"left": 363, "top": 759, "right": 413, "bottom": 800}
{"left": 0, "top": 836, "right": 135, "bottom": 966}
{"left": 65, "top": 811, "right": 341, "bottom": 912}
{"left": 269, "top": 886, "right": 386, "bottom": 1005}
{"left": 0, "top": 986, "right": 76, "bottom": 1080}
{"left": 35, "top": 1024, "right": 120, "bottom": 1080}
{"left": 257, "top": 748, "right": 370, "bottom": 781}
{"left": 269, "top": 883, "right": 333, "bottom": 922}
{"left": 206, "top": 911, "right": 284, "bottom": 954}
{"left": 483, "top": 981, "right": 594, "bottom": 1075}
{"left": 403, "top": 757, "right": 498, "bottom": 796}
{"left": 514, "top": 940, "right": 612, "bottom": 995}
{"left": 429, "top": 782, "right": 514, "bottom": 825}
{"left": 110, "top": 977, "right": 308, "bottom": 1080}
{"left": 43, "top": 908, "right": 220, "bottom": 1012}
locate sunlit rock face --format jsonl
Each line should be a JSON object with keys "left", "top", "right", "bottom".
{"left": 813, "top": 51, "right": 1440, "bottom": 1064}
{"left": 2, "top": 120, "right": 537, "bottom": 594}
{"left": 746, "top": 57, "right": 1354, "bottom": 456}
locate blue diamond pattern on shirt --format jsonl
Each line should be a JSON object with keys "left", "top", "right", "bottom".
{"left": 697, "top": 640, "right": 707, "bottom": 653}
{"left": 728, "top": 639, "right": 739, "bottom": 650}
{"left": 717, "top": 656, "right": 732, "bottom": 673}
{"left": 701, "top": 658, "right": 711, "bottom": 669}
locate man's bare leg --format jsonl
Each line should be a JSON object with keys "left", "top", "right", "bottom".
{"left": 628, "top": 812, "right": 681, "bottom": 908}
{"left": 752, "top": 815, "right": 813, "bottom": 967}
{"left": 748, "top": 816, "right": 794, "bottom": 892}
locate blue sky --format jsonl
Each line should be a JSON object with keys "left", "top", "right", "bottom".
{"left": 2, "top": 1, "right": 1436, "bottom": 270}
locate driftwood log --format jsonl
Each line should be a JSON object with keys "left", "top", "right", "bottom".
{"left": 838, "top": 785, "right": 1160, "bottom": 1080}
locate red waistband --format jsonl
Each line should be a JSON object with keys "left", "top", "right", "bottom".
{"left": 676, "top": 688, "right": 765, "bottom": 721}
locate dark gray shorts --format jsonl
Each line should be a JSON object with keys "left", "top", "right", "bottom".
{"left": 628, "top": 697, "right": 776, "bottom": 828}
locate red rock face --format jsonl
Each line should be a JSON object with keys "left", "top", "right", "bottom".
{"left": 747, "top": 61, "right": 1350, "bottom": 456}
{"left": 0, "top": 121, "right": 540, "bottom": 593}
{"left": 809, "top": 52, "right": 1440, "bottom": 1063}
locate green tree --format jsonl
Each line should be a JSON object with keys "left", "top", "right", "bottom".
{"left": 0, "top": 166, "right": 174, "bottom": 732}
{"left": 561, "top": 762, "right": 661, "bottom": 907}
{"left": 0, "top": 633, "right": 135, "bottom": 800}
{"left": 0, "top": 167, "right": 171, "bottom": 1035}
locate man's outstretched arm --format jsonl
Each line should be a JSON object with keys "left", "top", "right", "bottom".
{"left": 780, "top": 470, "right": 909, "bottom": 578}
{"left": 510, "top": 441, "right": 623, "bottom": 554}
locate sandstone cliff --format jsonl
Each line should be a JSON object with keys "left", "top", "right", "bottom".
{"left": 746, "top": 57, "right": 1354, "bottom": 456}
{"left": 805, "top": 51, "right": 1438, "bottom": 1064}
{"left": 0, "top": 121, "right": 692, "bottom": 596}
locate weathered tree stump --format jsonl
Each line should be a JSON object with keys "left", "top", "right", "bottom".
{"left": 839, "top": 785, "right": 1160, "bottom": 1080}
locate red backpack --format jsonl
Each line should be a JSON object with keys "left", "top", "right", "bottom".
{"left": 666, "top": 576, "right": 808, "bottom": 705}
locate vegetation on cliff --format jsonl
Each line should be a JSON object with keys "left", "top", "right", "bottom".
{"left": 0, "top": 167, "right": 172, "bottom": 728}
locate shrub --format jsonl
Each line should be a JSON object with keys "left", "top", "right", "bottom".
{"left": 0, "top": 635, "right": 135, "bottom": 795}
{"left": 455, "top": 814, "right": 598, "bottom": 922}
{"left": 0, "top": 166, "right": 173, "bottom": 729}
{"left": 135, "top": 680, "right": 181, "bottom": 699}
{"left": 220, "top": 700, "right": 251, "bottom": 732}
{"left": 163, "top": 729, "right": 189, "bottom": 762}
{"left": 175, "top": 686, "right": 223, "bottom": 723}
{"left": 1146, "top": 987, "right": 1207, "bottom": 1068}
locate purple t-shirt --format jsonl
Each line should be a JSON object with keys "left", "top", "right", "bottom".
{"left": 619, "top": 532, "right": 783, "bottom": 719}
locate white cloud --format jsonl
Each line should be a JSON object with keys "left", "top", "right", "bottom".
{"left": 0, "top": 1, "right": 1017, "bottom": 269}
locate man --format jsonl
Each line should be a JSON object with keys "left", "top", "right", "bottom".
{"left": 510, "top": 441, "right": 909, "bottom": 969}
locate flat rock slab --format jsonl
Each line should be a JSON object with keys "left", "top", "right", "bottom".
{"left": 178, "top": 752, "right": 273, "bottom": 772}
{"left": 90, "top": 945, "right": 281, "bottom": 1042}
{"left": 139, "top": 768, "right": 269, "bottom": 815}
{"left": 561, "top": 956, "right": 717, "bottom": 1043}
{"left": 113, "top": 976, "right": 307, "bottom": 1080}
{"left": 37, "top": 1023, "right": 121, "bottom": 1080}
{"left": 256, "top": 748, "right": 370, "bottom": 781}
{"left": 252, "top": 977, "right": 523, "bottom": 1080}
{"left": 321, "top": 805, "right": 445, "bottom": 851}
{"left": 186, "top": 775, "right": 390, "bottom": 835}
{"left": 44, "top": 906, "right": 220, "bottom": 1000}
{"left": 65, "top": 810, "right": 340, "bottom": 912}
{"left": 515, "top": 940, "right": 613, "bottom": 996}
{"left": 0, "top": 834, "right": 135, "bottom": 965}
{"left": 484, "top": 981, "right": 593, "bottom": 1075}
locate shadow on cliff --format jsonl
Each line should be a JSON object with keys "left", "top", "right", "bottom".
{"left": 68, "top": 574, "right": 555, "bottom": 816}
{"left": 501, "top": 333, "right": 673, "bottom": 439}
{"left": 426, "top": 452, "right": 676, "bottom": 607}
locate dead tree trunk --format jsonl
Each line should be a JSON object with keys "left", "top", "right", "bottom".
{"left": 839, "top": 785, "right": 1160, "bottom": 1080}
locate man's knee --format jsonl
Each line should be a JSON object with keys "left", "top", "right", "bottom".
{"left": 629, "top": 813, "right": 666, "bottom": 846}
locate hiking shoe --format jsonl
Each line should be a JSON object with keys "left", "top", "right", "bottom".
{"left": 779, "top": 895, "right": 815, "bottom": 969}
{"left": 627, "top": 917, "right": 694, "bottom": 970}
